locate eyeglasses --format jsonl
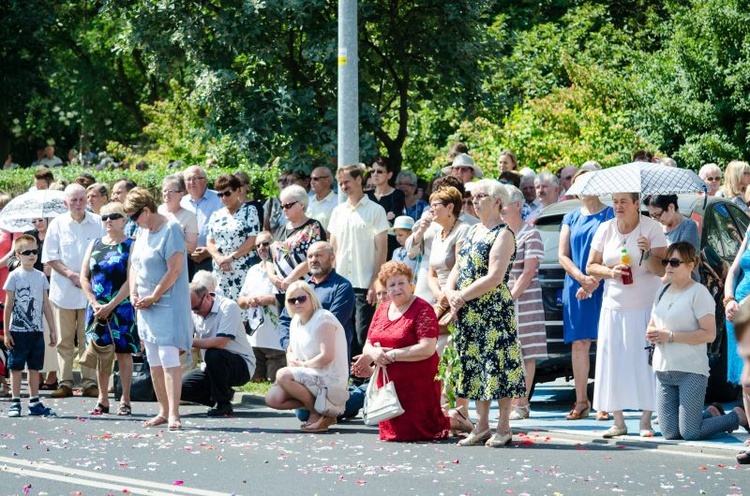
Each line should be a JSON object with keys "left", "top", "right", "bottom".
{"left": 562, "top": 175, "right": 574, "bottom": 181}
{"left": 217, "top": 190, "right": 235, "bottom": 198}
{"left": 32, "top": 219, "right": 45, "bottom": 223}
{"left": 128, "top": 208, "right": 143, "bottom": 223}
{"left": 162, "top": 190, "right": 180, "bottom": 195}
{"left": 19, "top": 249, "right": 38, "bottom": 256}
{"left": 101, "top": 213, "right": 124, "bottom": 222}
{"left": 287, "top": 294, "right": 308, "bottom": 305}
{"left": 661, "top": 258, "right": 686, "bottom": 268}
{"left": 310, "top": 176, "right": 330, "bottom": 182}
{"left": 705, "top": 176, "right": 721, "bottom": 182}
{"left": 280, "top": 201, "right": 298, "bottom": 210}
{"left": 649, "top": 210, "right": 664, "bottom": 220}
{"left": 257, "top": 241, "right": 271, "bottom": 248}
{"left": 430, "top": 202, "right": 445, "bottom": 209}
{"left": 456, "top": 167, "right": 474, "bottom": 173}
{"left": 185, "top": 176, "right": 207, "bottom": 182}
{"left": 191, "top": 293, "right": 207, "bottom": 311}
{"left": 472, "top": 193, "right": 490, "bottom": 201}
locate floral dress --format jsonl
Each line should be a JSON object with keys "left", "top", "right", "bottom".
{"left": 85, "top": 238, "right": 139, "bottom": 353}
{"left": 207, "top": 203, "right": 260, "bottom": 306}
{"left": 454, "top": 224, "right": 525, "bottom": 401}
{"left": 271, "top": 218, "right": 326, "bottom": 286}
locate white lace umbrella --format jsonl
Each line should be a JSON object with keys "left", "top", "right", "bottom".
{"left": 0, "top": 190, "right": 67, "bottom": 232}
{"left": 565, "top": 161, "right": 707, "bottom": 196}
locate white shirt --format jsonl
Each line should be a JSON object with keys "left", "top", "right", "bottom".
{"left": 42, "top": 211, "right": 104, "bottom": 309}
{"left": 306, "top": 190, "right": 338, "bottom": 231}
{"left": 239, "top": 263, "right": 282, "bottom": 350}
{"left": 327, "top": 196, "right": 389, "bottom": 289}
{"left": 651, "top": 282, "right": 714, "bottom": 376}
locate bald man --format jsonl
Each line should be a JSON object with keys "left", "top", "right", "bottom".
{"left": 180, "top": 165, "right": 223, "bottom": 274}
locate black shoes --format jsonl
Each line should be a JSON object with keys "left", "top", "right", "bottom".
{"left": 206, "top": 402, "right": 233, "bottom": 417}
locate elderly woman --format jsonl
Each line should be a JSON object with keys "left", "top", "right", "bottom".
{"left": 158, "top": 174, "right": 198, "bottom": 255}
{"left": 558, "top": 170, "right": 614, "bottom": 421}
{"left": 86, "top": 183, "right": 109, "bottom": 214}
{"left": 502, "top": 185, "right": 547, "bottom": 420}
{"left": 444, "top": 179, "right": 526, "bottom": 447}
{"left": 396, "top": 170, "right": 428, "bottom": 221}
{"left": 717, "top": 160, "right": 750, "bottom": 211}
{"left": 586, "top": 193, "right": 668, "bottom": 438}
{"left": 647, "top": 242, "right": 747, "bottom": 440}
{"left": 352, "top": 262, "right": 452, "bottom": 441}
{"left": 267, "top": 185, "right": 326, "bottom": 298}
{"left": 125, "top": 188, "right": 192, "bottom": 431}
{"left": 730, "top": 304, "right": 750, "bottom": 464}
{"left": 238, "top": 231, "right": 284, "bottom": 382}
{"left": 80, "top": 202, "right": 138, "bottom": 416}
{"left": 265, "top": 281, "right": 349, "bottom": 433}
{"left": 699, "top": 163, "right": 722, "bottom": 196}
{"left": 206, "top": 174, "right": 260, "bottom": 303}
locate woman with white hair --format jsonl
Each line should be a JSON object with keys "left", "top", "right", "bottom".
{"left": 717, "top": 160, "right": 750, "bottom": 211}
{"left": 501, "top": 185, "right": 547, "bottom": 420}
{"left": 445, "top": 179, "right": 526, "bottom": 447}
{"left": 396, "top": 170, "right": 428, "bottom": 221}
{"left": 267, "top": 185, "right": 326, "bottom": 299}
{"left": 698, "top": 163, "right": 722, "bottom": 196}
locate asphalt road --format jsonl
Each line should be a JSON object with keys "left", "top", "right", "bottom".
{"left": 1, "top": 395, "right": 748, "bottom": 496}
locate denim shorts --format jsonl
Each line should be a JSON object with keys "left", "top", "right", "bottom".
{"left": 7, "top": 332, "right": 45, "bottom": 371}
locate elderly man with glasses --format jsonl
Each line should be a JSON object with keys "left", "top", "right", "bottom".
{"left": 180, "top": 165, "right": 222, "bottom": 274}
{"left": 306, "top": 166, "right": 338, "bottom": 231}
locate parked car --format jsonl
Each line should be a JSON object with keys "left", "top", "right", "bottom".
{"left": 533, "top": 195, "right": 745, "bottom": 402}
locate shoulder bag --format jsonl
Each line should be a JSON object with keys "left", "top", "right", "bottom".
{"left": 363, "top": 364, "right": 405, "bottom": 425}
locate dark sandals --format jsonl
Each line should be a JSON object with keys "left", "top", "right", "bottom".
{"left": 90, "top": 403, "right": 110, "bottom": 415}
{"left": 737, "top": 450, "right": 750, "bottom": 465}
{"left": 117, "top": 403, "right": 132, "bottom": 416}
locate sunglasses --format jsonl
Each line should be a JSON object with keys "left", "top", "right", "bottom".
{"left": 191, "top": 293, "right": 207, "bottom": 311}
{"left": 19, "top": 249, "right": 38, "bottom": 256}
{"left": 217, "top": 190, "right": 235, "bottom": 198}
{"left": 257, "top": 241, "right": 271, "bottom": 248}
{"left": 705, "top": 176, "right": 721, "bottom": 181}
{"left": 32, "top": 218, "right": 45, "bottom": 223}
{"left": 128, "top": 208, "right": 143, "bottom": 223}
{"left": 287, "top": 294, "right": 308, "bottom": 305}
{"left": 280, "top": 201, "right": 298, "bottom": 210}
{"left": 101, "top": 213, "right": 124, "bottom": 222}
{"left": 661, "top": 258, "right": 686, "bottom": 268}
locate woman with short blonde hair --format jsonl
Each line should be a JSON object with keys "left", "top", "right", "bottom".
{"left": 718, "top": 160, "right": 750, "bottom": 211}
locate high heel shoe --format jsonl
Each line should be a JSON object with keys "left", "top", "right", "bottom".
{"left": 509, "top": 404, "right": 530, "bottom": 420}
{"left": 448, "top": 406, "right": 474, "bottom": 434}
{"left": 457, "top": 428, "right": 492, "bottom": 446}
{"left": 566, "top": 401, "right": 590, "bottom": 420}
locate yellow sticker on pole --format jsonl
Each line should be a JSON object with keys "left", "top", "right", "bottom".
{"left": 338, "top": 48, "right": 348, "bottom": 66}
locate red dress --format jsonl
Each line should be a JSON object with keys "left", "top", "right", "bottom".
{"left": 367, "top": 297, "right": 450, "bottom": 442}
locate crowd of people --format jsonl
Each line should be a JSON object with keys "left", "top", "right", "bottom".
{"left": 0, "top": 148, "right": 748, "bottom": 462}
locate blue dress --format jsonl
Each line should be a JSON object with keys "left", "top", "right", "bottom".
{"left": 561, "top": 206, "right": 615, "bottom": 343}
{"left": 726, "top": 234, "right": 750, "bottom": 385}
{"left": 85, "top": 238, "right": 139, "bottom": 353}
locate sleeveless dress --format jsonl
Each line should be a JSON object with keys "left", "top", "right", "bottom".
{"left": 84, "top": 238, "right": 139, "bottom": 353}
{"left": 726, "top": 234, "right": 750, "bottom": 385}
{"left": 561, "top": 206, "right": 614, "bottom": 343}
{"left": 453, "top": 224, "right": 526, "bottom": 401}
{"left": 367, "top": 297, "right": 449, "bottom": 441}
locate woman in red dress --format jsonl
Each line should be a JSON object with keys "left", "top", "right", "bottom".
{"left": 352, "top": 261, "right": 452, "bottom": 442}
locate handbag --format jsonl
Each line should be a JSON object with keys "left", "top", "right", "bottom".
{"left": 114, "top": 354, "right": 156, "bottom": 402}
{"left": 646, "top": 284, "right": 672, "bottom": 366}
{"left": 363, "top": 364, "right": 405, "bottom": 425}
{"left": 79, "top": 319, "right": 115, "bottom": 371}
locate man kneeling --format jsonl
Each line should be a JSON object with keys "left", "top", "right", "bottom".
{"left": 182, "top": 274, "right": 256, "bottom": 416}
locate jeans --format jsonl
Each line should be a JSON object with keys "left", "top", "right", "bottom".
{"left": 182, "top": 349, "right": 251, "bottom": 406}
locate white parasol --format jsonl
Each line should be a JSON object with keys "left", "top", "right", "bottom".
{"left": 565, "top": 161, "right": 707, "bottom": 197}
{"left": 0, "top": 190, "right": 67, "bottom": 232}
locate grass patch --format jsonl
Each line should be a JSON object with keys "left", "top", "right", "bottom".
{"left": 238, "top": 381, "right": 273, "bottom": 396}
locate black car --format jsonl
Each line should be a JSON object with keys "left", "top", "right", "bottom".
{"left": 533, "top": 195, "right": 746, "bottom": 402}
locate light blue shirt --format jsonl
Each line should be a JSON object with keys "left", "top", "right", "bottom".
{"left": 180, "top": 189, "right": 223, "bottom": 246}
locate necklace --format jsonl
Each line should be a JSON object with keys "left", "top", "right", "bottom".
{"left": 616, "top": 221, "right": 639, "bottom": 247}
{"left": 663, "top": 282, "right": 694, "bottom": 310}
{"left": 441, "top": 217, "right": 459, "bottom": 240}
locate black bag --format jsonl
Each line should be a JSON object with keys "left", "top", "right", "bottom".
{"left": 114, "top": 354, "right": 157, "bottom": 402}
{"left": 646, "top": 284, "right": 672, "bottom": 367}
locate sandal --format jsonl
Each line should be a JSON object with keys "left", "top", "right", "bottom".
{"left": 301, "top": 416, "right": 337, "bottom": 433}
{"left": 737, "top": 450, "right": 750, "bottom": 464}
{"left": 595, "top": 410, "right": 611, "bottom": 421}
{"left": 144, "top": 415, "right": 168, "bottom": 427}
{"left": 509, "top": 404, "right": 530, "bottom": 420}
{"left": 90, "top": 403, "right": 110, "bottom": 415}
{"left": 448, "top": 406, "right": 474, "bottom": 434}
{"left": 566, "top": 401, "right": 591, "bottom": 420}
{"left": 40, "top": 381, "right": 58, "bottom": 391}
{"left": 168, "top": 418, "right": 182, "bottom": 431}
{"left": 117, "top": 403, "right": 132, "bottom": 416}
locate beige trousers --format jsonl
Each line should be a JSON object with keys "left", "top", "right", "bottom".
{"left": 53, "top": 306, "right": 95, "bottom": 389}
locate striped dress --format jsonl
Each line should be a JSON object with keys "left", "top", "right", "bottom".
{"left": 508, "top": 224, "right": 548, "bottom": 361}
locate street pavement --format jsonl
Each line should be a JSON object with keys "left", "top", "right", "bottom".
{"left": 0, "top": 379, "right": 748, "bottom": 496}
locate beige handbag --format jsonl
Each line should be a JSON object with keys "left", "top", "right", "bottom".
{"left": 363, "top": 365, "right": 405, "bottom": 425}
{"left": 79, "top": 319, "right": 115, "bottom": 372}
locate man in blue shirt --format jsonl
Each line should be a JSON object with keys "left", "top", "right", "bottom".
{"left": 180, "top": 165, "right": 223, "bottom": 275}
{"left": 277, "top": 241, "right": 355, "bottom": 353}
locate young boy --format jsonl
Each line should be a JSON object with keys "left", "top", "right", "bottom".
{"left": 390, "top": 215, "right": 418, "bottom": 272}
{"left": 3, "top": 235, "right": 57, "bottom": 417}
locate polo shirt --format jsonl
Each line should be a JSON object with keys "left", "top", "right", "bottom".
{"left": 191, "top": 294, "right": 256, "bottom": 375}
{"left": 306, "top": 190, "right": 338, "bottom": 230}
{"left": 180, "top": 189, "right": 223, "bottom": 246}
{"left": 327, "top": 196, "right": 389, "bottom": 289}
{"left": 42, "top": 211, "right": 104, "bottom": 309}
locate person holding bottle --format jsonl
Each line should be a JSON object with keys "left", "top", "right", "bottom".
{"left": 586, "top": 193, "right": 667, "bottom": 438}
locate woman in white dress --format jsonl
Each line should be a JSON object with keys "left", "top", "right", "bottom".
{"left": 586, "top": 192, "right": 667, "bottom": 438}
{"left": 264, "top": 281, "right": 349, "bottom": 433}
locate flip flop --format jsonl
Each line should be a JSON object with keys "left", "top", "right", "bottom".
{"left": 144, "top": 415, "right": 168, "bottom": 427}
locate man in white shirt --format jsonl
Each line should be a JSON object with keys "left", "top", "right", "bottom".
{"left": 39, "top": 146, "right": 63, "bottom": 168}
{"left": 328, "top": 165, "right": 389, "bottom": 358}
{"left": 528, "top": 171, "right": 560, "bottom": 223}
{"left": 306, "top": 166, "right": 338, "bottom": 231}
{"left": 180, "top": 165, "right": 223, "bottom": 275}
{"left": 182, "top": 277, "right": 256, "bottom": 417}
{"left": 42, "top": 184, "right": 104, "bottom": 398}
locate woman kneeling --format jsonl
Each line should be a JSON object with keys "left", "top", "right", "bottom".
{"left": 265, "top": 281, "right": 349, "bottom": 433}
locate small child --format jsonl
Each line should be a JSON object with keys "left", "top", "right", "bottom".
{"left": 3, "top": 234, "right": 57, "bottom": 417}
{"left": 390, "top": 215, "right": 418, "bottom": 272}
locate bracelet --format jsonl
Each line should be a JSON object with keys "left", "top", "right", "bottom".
{"left": 668, "top": 331, "right": 674, "bottom": 343}
{"left": 390, "top": 351, "right": 397, "bottom": 362}
{"left": 723, "top": 295, "right": 736, "bottom": 305}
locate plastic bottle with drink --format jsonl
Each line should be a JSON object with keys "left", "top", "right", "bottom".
{"left": 620, "top": 248, "right": 633, "bottom": 285}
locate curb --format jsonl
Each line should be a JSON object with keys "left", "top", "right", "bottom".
{"left": 235, "top": 392, "right": 267, "bottom": 406}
